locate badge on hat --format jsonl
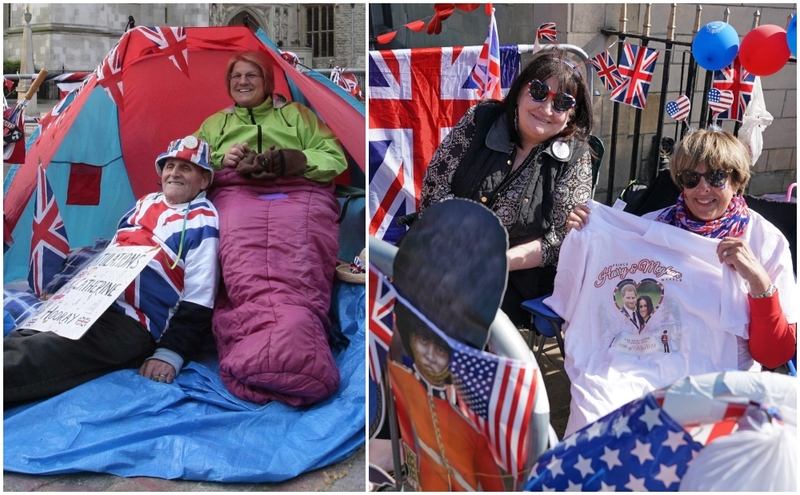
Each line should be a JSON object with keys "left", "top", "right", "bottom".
{"left": 182, "top": 135, "right": 198, "bottom": 150}
{"left": 551, "top": 141, "right": 570, "bottom": 160}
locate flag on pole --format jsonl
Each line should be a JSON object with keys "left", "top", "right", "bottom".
{"left": 28, "top": 164, "right": 70, "bottom": 296}
{"left": 665, "top": 95, "right": 691, "bottom": 122}
{"left": 589, "top": 50, "right": 624, "bottom": 91}
{"left": 368, "top": 265, "right": 396, "bottom": 385}
{"left": 712, "top": 57, "right": 756, "bottom": 122}
{"left": 610, "top": 43, "right": 660, "bottom": 109}
{"left": 470, "top": 10, "right": 502, "bottom": 100}
{"left": 537, "top": 22, "right": 557, "bottom": 43}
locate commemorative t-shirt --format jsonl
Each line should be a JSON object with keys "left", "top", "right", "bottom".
{"left": 547, "top": 200, "right": 797, "bottom": 437}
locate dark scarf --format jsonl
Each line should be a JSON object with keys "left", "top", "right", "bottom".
{"left": 655, "top": 193, "right": 750, "bottom": 238}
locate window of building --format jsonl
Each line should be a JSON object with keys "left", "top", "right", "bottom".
{"left": 6, "top": 4, "right": 12, "bottom": 28}
{"left": 306, "top": 5, "right": 334, "bottom": 58}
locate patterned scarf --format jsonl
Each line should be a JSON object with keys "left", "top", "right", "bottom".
{"left": 655, "top": 193, "right": 750, "bottom": 238}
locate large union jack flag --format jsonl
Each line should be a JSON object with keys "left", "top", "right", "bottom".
{"left": 610, "top": 43, "right": 660, "bottom": 110}
{"left": 135, "top": 26, "right": 190, "bottom": 77}
{"left": 368, "top": 45, "right": 520, "bottom": 243}
{"left": 470, "top": 11, "right": 502, "bottom": 100}
{"left": 28, "top": 165, "right": 70, "bottom": 296}
{"left": 712, "top": 57, "right": 756, "bottom": 122}
{"left": 589, "top": 50, "right": 623, "bottom": 91}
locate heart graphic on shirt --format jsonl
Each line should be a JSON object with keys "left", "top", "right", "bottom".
{"left": 613, "top": 278, "right": 665, "bottom": 333}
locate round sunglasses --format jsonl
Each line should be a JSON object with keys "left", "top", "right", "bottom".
{"left": 527, "top": 79, "right": 576, "bottom": 113}
{"left": 678, "top": 169, "right": 732, "bottom": 189}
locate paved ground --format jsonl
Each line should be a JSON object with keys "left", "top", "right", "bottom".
{"left": 3, "top": 445, "right": 365, "bottom": 492}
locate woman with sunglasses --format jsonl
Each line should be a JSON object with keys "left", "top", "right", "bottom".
{"left": 419, "top": 50, "right": 594, "bottom": 327}
{"left": 193, "top": 51, "right": 346, "bottom": 406}
{"left": 569, "top": 129, "right": 796, "bottom": 370}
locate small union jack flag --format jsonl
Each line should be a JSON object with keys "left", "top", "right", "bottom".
{"left": 28, "top": 165, "right": 70, "bottom": 296}
{"left": 96, "top": 39, "right": 126, "bottom": 110}
{"left": 589, "top": 50, "right": 624, "bottom": 91}
{"left": 537, "top": 22, "right": 557, "bottom": 43}
{"left": 470, "top": 10, "right": 502, "bottom": 100}
{"left": 712, "top": 57, "right": 756, "bottom": 122}
{"left": 368, "top": 265, "right": 396, "bottom": 385}
{"left": 135, "top": 26, "right": 189, "bottom": 77}
{"left": 610, "top": 43, "right": 660, "bottom": 110}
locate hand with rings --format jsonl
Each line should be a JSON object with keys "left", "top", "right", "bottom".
{"left": 138, "top": 358, "right": 176, "bottom": 384}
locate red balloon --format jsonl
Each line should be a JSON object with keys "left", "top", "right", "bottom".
{"left": 739, "top": 24, "right": 791, "bottom": 76}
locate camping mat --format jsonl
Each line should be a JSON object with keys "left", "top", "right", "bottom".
{"left": 3, "top": 282, "right": 366, "bottom": 483}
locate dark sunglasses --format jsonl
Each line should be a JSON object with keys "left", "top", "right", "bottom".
{"left": 679, "top": 169, "right": 732, "bottom": 189}
{"left": 527, "top": 79, "right": 576, "bottom": 113}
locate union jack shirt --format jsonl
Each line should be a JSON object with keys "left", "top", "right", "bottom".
{"left": 111, "top": 191, "right": 219, "bottom": 341}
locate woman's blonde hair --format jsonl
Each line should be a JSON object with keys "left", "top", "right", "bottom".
{"left": 670, "top": 129, "right": 751, "bottom": 194}
{"left": 225, "top": 51, "right": 274, "bottom": 102}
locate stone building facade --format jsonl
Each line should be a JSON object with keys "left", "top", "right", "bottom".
{"left": 3, "top": 3, "right": 365, "bottom": 74}
{"left": 370, "top": 3, "right": 797, "bottom": 198}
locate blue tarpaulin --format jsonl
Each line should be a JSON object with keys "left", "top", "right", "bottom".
{"left": 3, "top": 282, "right": 365, "bottom": 482}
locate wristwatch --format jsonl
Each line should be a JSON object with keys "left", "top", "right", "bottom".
{"left": 751, "top": 284, "right": 777, "bottom": 299}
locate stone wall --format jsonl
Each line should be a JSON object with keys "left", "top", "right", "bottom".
{"left": 371, "top": 3, "right": 797, "bottom": 199}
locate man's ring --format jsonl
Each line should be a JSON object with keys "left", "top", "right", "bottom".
{"left": 723, "top": 250, "right": 729, "bottom": 257}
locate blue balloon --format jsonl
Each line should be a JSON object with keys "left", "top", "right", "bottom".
{"left": 692, "top": 21, "right": 740, "bottom": 71}
{"left": 787, "top": 14, "right": 797, "bottom": 57}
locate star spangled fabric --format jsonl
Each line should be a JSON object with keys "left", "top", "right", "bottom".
{"left": 374, "top": 270, "right": 538, "bottom": 480}
{"left": 537, "top": 22, "right": 557, "bottom": 43}
{"left": 589, "top": 50, "right": 624, "bottom": 91}
{"left": 610, "top": 43, "right": 659, "bottom": 110}
{"left": 28, "top": 165, "right": 70, "bottom": 296}
{"left": 368, "top": 45, "right": 521, "bottom": 244}
{"left": 665, "top": 95, "right": 691, "bottom": 122}
{"left": 470, "top": 10, "right": 502, "bottom": 100}
{"left": 712, "top": 57, "right": 755, "bottom": 122}
{"left": 525, "top": 394, "right": 703, "bottom": 491}
{"left": 708, "top": 88, "right": 734, "bottom": 116}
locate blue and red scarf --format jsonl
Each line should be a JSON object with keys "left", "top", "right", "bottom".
{"left": 655, "top": 193, "right": 750, "bottom": 238}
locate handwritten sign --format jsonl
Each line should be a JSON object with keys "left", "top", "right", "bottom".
{"left": 20, "top": 245, "right": 160, "bottom": 339}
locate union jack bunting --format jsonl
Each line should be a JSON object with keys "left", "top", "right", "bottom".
{"left": 378, "top": 272, "right": 539, "bottom": 480}
{"left": 28, "top": 165, "right": 70, "bottom": 296}
{"left": 712, "top": 57, "right": 756, "bottom": 122}
{"left": 610, "top": 43, "right": 660, "bottom": 110}
{"left": 526, "top": 394, "right": 703, "bottom": 491}
{"left": 537, "top": 22, "right": 557, "bottom": 43}
{"left": 470, "top": 10, "right": 502, "bottom": 100}
{"left": 135, "top": 26, "right": 189, "bottom": 77}
{"left": 589, "top": 50, "right": 623, "bottom": 91}
{"left": 368, "top": 265, "right": 395, "bottom": 385}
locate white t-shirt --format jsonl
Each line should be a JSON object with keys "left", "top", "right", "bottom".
{"left": 547, "top": 200, "right": 796, "bottom": 437}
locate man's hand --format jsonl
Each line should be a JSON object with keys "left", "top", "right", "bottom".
{"left": 139, "top": 359, "right": 176, "bottom": 384}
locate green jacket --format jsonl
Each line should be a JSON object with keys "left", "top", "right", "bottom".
{"left": 195, "top": 95, "right": 347, "bottom": 183}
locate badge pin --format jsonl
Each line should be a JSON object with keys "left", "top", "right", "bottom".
{"left": 552, "top": 141, "right": 570, "bottom": 160}
{"left": 182, "top": 135, "right": 199, "bottom": 149}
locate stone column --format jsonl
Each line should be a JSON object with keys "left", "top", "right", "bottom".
{"left": 18, "top": 5, "right": 37, "bottom": 116}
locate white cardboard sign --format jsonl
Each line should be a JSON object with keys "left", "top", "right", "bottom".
{"left": 20, "top": 245, "right": 160, "bottom": 340}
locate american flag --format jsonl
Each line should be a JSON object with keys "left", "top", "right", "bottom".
{"left": 449, "top": 336, "right": 538, "bottom": 479}
{"left": 28, "top": 165, "right": 70, "bottom": 296}
{"left": 526, "top": 394, "right": 703, "bottom": 491}
{"left": 610, "top": 43, "right": 660, "bottom": 110}
{"left": 537, "top": 22, "right": 557, "bottom": 43}
{"left": 712, "top": 57, "right": 756, "bottom": 122}
{"left": 589, "top": 50, "right": 624, "bottom": 91}
{"left": 708, "top": 88, "right": 734, "bottom": 116}
{"left": 368, "top": 45, "right": 520, "bottom": 243}
{"left": 470, "top": 10, "right": 502, "bottom": 100}
{"left": 136, "top": 26, "right": 189, "bottom": 77}
{"left": 665, "top": 94, "right": 691, "bottom": 122}
{"left": 368, "top": 265, "right": 396, "bottom": 385}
